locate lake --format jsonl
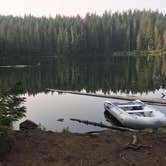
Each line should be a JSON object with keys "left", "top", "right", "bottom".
{"left": 0, "top": 55, "right": 166, "bottom": 132}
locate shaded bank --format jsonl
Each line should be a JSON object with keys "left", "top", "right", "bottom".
{"left": 1, "top": 130, "right": 166, "bottom": 166}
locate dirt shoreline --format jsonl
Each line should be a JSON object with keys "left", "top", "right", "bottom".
{"left": 1, "top": 130, "right": 166, "bottom": 166}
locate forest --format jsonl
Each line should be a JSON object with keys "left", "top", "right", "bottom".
{"left": 0, "top": 10, "right": 166, "bottom": 56}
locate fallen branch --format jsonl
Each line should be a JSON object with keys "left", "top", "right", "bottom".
{"left": 85, "top": 130, "right": 108, "bottom": 135}
{"left": 70, "top": 118, "right": 137, "bottom": 132}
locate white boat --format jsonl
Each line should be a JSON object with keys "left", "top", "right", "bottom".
{"left": 104, "top": 100, "right": 166, "bottom": 129}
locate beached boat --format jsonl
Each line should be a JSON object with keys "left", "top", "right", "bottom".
{"left": 104, "top": 100, "right": 166, "bottom": 129}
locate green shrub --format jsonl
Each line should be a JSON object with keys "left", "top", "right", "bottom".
{"left": 62, "top": 127, "right": 70, "bottom": 133}
{"left": 37, "top": 123, "right": 46, "bottom": 131}
{"left": 0, "top": 82, "right": 26, "bottom": 159}
{"left": 0, "top": 126, "right": 14, "bottom": 159}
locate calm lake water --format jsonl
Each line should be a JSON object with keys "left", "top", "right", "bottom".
{"left": 1, "top": 55, "right": 166, "bottom": 132}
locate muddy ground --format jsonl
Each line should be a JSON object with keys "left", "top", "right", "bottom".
{"left": 1, "top": 130, "right": 166, "bottom": 166}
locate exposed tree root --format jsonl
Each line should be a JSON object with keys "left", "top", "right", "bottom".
{"left": 124, "top": 135, "right": 152, "bottom": 151}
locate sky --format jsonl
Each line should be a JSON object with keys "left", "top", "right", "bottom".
{"left": 0, "top": 0, "right": 165, "bottom": 17}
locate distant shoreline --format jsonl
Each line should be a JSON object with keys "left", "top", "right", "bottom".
{"left": 112, "top": 49, "right": 166, "bottom": 56}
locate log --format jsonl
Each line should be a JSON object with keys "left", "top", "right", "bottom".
{"left": 85, "top": 130, "right": 108, "bottom": 134}
{"left": 70, "top": 118, "right": 136, "bottom": 132}
{"left": 47, "top": 88, "right": 166, "bottom": 106}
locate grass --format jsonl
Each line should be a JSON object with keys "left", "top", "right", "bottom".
{"left": 37, "top": 123, "right": 46, "bottom": 131}
{"left": 158, "top": 127, "right": 166, "bottom": 132}
{"left": 62, "top": 127, "right": 70, "bottom": 133}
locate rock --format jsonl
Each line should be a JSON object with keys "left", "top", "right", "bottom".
{"left": 20, "top": 120, "right": 38, "bottom": 131}
{"left": 57, "top": 118, "right": 64, "bottom": 122}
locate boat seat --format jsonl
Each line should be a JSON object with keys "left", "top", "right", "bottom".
{"left": 126, "top": 110, "right": 152, "bottom": 113}
{"left": 118, "top": 105, "right": 143, "bottom": 110}
{"left": 118, "top": 104, "right": 142, "bottom": 108}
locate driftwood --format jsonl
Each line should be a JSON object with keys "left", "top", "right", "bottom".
{"left": 124, "top": 135, "right": 152, "bottom": 151}
{"left": 85, "top": 130, "right": 108, "bottom": 135}
{"left": 47, "top": 88, "right": 166, "bottom": 106}
{"left": 70, "top": 118, "right": 136, "bottom": 132}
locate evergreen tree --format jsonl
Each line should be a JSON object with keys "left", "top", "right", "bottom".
{"left": 0, "top": 10, "right": 166, "bottom": 56}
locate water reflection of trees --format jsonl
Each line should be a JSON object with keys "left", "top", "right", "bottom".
{"left": 0, "top": 56, "right": 166, "bottom": 95}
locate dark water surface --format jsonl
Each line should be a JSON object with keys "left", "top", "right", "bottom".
{"left": 1, "top": 55, "right": 166, "bottom": 132}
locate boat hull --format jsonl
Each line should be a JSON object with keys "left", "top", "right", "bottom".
{"left": 104, "top": 101, "right": 166, "bottom": 129}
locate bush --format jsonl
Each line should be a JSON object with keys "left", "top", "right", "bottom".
{"left": 62, "top": 127, "right": 70, "bottom": 133}
{"left": 0, "top": 82, "right": 26, "bottom": 159}
{"left": 0, "top": 126, "right": 14, "bottom": 159}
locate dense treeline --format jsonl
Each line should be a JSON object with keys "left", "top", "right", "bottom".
{"left": 0, "top": 10, "right": 166, "bottom": 56}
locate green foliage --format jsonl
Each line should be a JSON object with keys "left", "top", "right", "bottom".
{"left": 0, "top": 126, "right": 14, "bottom": 159}
{"left": 0, "top": 82, "right": 26, "bottom": 127}
{"left": 62, "top": 127, "right": 70, "bottom": 133}
{"left": 158, "top": 128, "right": 166, "bottom": 132}
{"left": 37, "top": 123, "right": 46, "bottom": 131}
{"left": 0, "top": 82, "right": 26, "bottom": 158}
{"left": 0, "top": 10, "right": 166, "bottom": 56}
{"left": 10, "top": 82, "right": 26, "bottom": 95}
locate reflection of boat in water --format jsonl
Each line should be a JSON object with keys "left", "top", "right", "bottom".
{"left": 104, "top": 100, "right": 166, "bottom": 129}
